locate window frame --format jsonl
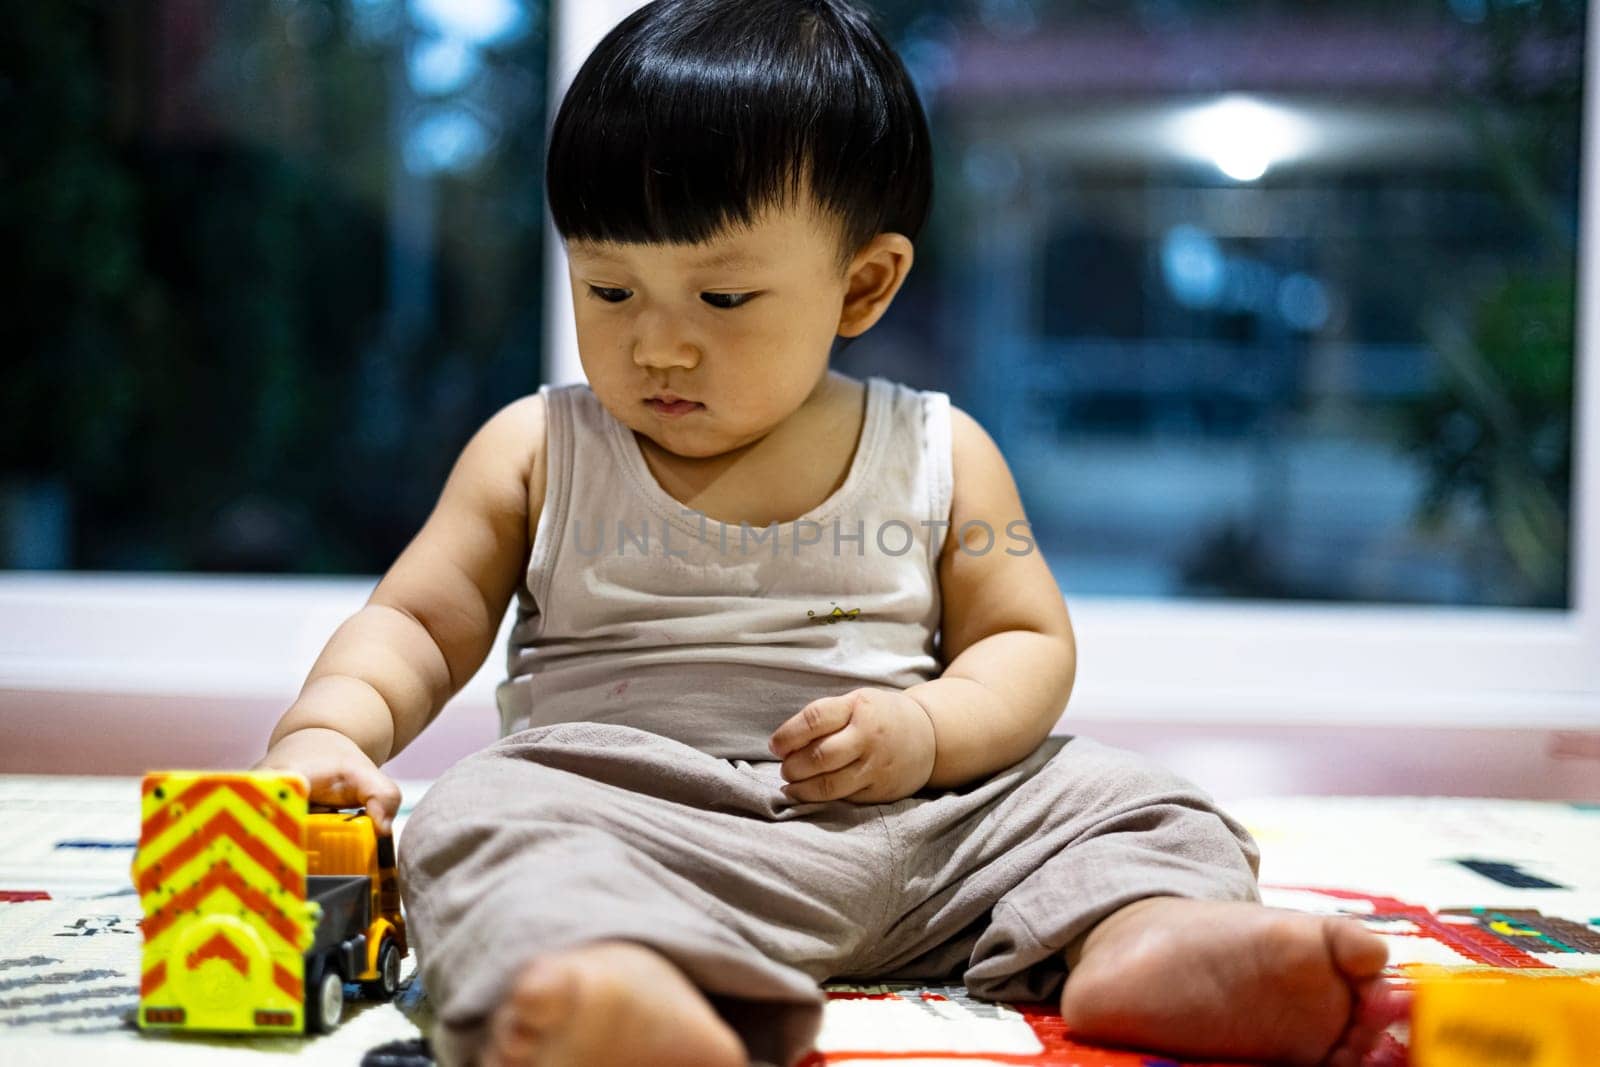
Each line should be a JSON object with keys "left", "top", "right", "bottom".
{"left": 1, "top": 0, "right": 1595, "bottom": 731}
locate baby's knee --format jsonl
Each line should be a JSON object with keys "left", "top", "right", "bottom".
{"left": 400, "top": 747, "right": 607, "bottom": 870}
{"left": 1038, "top": 738, "right": 1259, "bottom": 872}
{"left": 398, "top": 754, "right": 542, "bottom": 866}
{"left": 1047, "top": 736, "right": 1213, "bottom": 808}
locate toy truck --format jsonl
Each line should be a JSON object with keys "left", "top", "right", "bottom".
{"left": 130, "top": 770, "right": 408, "bottom": 1035}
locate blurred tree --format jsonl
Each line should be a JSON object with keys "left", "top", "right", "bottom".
{"left": 1, "top": 0, "right": 547, "bottom": 573}
{"left": 1398, "top": 0, "right": 1581, "bottom": 607}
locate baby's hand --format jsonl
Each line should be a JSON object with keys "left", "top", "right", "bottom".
{"left": 252, "top": 727, "right": 403, "bottom": 835}
{"left": 768, "top": 688, "right": 936, "bottom": 804}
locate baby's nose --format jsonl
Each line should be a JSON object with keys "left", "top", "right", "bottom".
{"left": 631, "top": 306, "right": 700, "bottom": 368}
{"left": 632, "top": 332, "right": 700, "bottom": 370}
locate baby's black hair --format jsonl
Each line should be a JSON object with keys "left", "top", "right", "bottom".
{"left": 546, "top": 0, "right": 933, "bottom": 269}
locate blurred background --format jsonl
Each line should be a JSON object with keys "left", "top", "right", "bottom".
{"left": 2, "top": 0, "right": 1595, "bottom": 792}
{"left": 1, "top": 0, "right": 1582, "bottom": 609}
{"left": 3, "top": 0, "right": 551, "bottom": 576}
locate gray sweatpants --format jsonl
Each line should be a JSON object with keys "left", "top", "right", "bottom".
{"left": 396, "top": 722, "right": 1261, "bottom": 1067}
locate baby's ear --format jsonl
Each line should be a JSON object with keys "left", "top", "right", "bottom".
{"left": 838, "top": 233, "right": 915, "bottom": 338}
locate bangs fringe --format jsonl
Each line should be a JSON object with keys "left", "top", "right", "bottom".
{"left": 547, "top": 0, "right": 931, "bottom": 263}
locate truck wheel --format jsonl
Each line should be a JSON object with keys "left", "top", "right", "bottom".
{"left": 305, "top": 963, "right": 345, "bottom": 1033}
{"left": 362, "top": 938, "right": 402, "bottom": 1001}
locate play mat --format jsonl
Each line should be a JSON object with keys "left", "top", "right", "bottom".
{"left": 2, "top": 774, "right": 1597, "bottom": 1066}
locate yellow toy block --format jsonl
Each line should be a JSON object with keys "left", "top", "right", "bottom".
{"left": 1410, "top": 970, "right": 1600, "bottom": 1067}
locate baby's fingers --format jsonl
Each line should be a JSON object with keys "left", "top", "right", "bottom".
{"left": 327, "top": 765, "right": 402, "bottom": 834}
{"left": 363, "top": 777, "right": 404, "bottom": 835}
{"left": 781, "top": 760, "right": 867, "bottom": 804}
{"left": 779, "top": 725, "right": 863, "bottom": 786}
{"left": 769, "top": 691, "right": 859, "bottom": 758}
{"left": 305, "top": 765, "right": 399, "bottom": 828}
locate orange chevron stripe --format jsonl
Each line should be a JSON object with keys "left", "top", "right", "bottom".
{"left": 139, "top": 778, "right": 235, "bottom": 845}
{"left": 136, "top": 808, "right": 303, "bottom": 898}
{"left": 186, "top": 931, "right": 251, "bottom": 978}
{"left": 273, "top": 961, "right": 302, "bottom": 1002}
{"left": 141, "top": 960, "right": 168, "bottom": 998}
{"left": 140, "top": 778, "right": 303, "bottom": 853}
{"left": 142, "top": 866, "right": 306, "bottom": 949}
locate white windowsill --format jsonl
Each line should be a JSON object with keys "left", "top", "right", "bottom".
{"left": 1, "top": 573, "right": 1594, "bottom": 729}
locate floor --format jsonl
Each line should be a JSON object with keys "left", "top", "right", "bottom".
{"left": 3, "top": 776, "right": 1599, "bottom": 1065}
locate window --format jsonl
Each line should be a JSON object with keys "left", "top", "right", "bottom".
{"left": 5, "top": 0, "right": 1596, "bottom": 723}
{"left": 544, "top": 0, "right": 1599, "bottom": 720}
{"left": 2, "top": 0, "right": 549, "bottom": 574}
{"left": 834, "top": 0, "right": 1584, "bottom": 610}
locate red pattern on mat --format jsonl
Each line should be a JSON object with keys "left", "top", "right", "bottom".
{"left": 801, "top": 884, "right": 1586, "bottom": 1065}
{"left": 1272, "top": 886, "right": 1554, "bottom": 970}
{"left": 799, "top": 990, "right": 1246, "bottom": 1066}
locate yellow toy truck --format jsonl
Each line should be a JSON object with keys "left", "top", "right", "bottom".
{"left": 130, "top": 770, "right": 408, "bottom": 1034}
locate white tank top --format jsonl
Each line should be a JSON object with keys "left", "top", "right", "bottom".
{"left": 496, "top": 375, "right": 954, "bottom": 759}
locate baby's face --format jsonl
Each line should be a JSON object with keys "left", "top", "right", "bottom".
{"left": 565, "top": 198, "right": 853, "bottom": 461}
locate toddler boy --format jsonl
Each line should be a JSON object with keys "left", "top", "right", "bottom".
{"left": 258, "top": 2, "right": 1398, "bottom": 1065}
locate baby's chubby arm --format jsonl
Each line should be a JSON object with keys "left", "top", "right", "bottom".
{"left": 770, "top": 407, "right": 1075, "bottom": 800}
{"left": 907, "top": 406, "right": 1076, "bottom": 788}
{"left": 254, "top": 394, "right": 546, "bottom": 831}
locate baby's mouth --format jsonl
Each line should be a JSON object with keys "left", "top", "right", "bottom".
{"left": 646, "top": 396, "right": 704, "bottom": 417}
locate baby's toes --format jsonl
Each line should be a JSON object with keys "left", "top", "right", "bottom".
{"left": 485, "top": 959, "right": 576, "bottom": 1066}
{"left": 1325, "top": 976, "right": 1408, "bottom": 1067}
{"left": 486, "top": 1004, "right": 539, "bottom": 1067}
{"left": 1324, "top": 917, "right": 1388, "bottom": 981}
{"left": 1325, "top": 1020, "right": 1382, "bottom": 1067}
{"left": 1356, "top": 980, "right": 1412, "bottom": 1031}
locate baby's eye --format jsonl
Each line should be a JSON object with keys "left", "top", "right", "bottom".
{"left": 587, "top": 285, "right": 631, "bottom": 303}
{"left": 701, "top": 291, "right": 757, "bottom": 310}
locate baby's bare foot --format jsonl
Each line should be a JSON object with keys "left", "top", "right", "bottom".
{"left": 1059, "top": 897, "right": 1398, "bottom": 1066}
{"left": 482, "top": 939, "right": 748, "bottom": 1067}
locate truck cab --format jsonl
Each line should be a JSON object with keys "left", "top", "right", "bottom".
{"left": 303, "top": 809, "right": 409, "bottom": 1030}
